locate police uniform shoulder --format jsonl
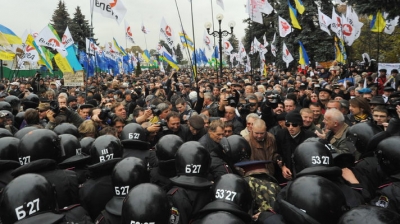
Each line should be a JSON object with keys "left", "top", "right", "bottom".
{"left": 168, "top": 187, "right": 180, "bottom": 195}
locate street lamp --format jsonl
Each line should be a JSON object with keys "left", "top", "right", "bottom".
{"left": 205, "top": 14, "right": 235, "bottom": 84}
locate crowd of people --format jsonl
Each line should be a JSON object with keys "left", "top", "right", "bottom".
{"left": 1, "top": 63, "right": 400, "bottom": 223}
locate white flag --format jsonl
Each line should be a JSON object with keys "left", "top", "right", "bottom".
{"left": 61, "top": 26, "right": 74, "bottom": 49}
{"left": 384, "top": 12, "right": 399, "bottom": 34}
{"left": 21, "top": 40, "right": 39, "bottom": 64}
{"left": 318, "top": 9, "right": 332, "bottom": 35}
{"left": 263, "top": 34, "right": 269, "bottom": 47}
{"left": 124, "top": 20, "right": 135, "bottom": 44}
{"left": 343, "top": 6, "right": 363, "bottom": 46}
{"left": 203, "top": 31, "right": 213, "bottom": 51}
{"left": 259, "top": 0, "right": 274, "bottom": 15}
{"left": 141, "top": 22, "right": 149, "bottom": 34}
{"left": 160, "top": 18, "right": 175, "bottom": 49}
{"left": 247, "top": 0, "right": 263, "bottom": 24}
{"left": 331, "top": 7, "right": 343, "bottom": 38}
{"left": 271, "top": 33, "right": 277, "bottom": 57}
{"left": 278, "top": 16, "right": 292, "bottom": 37}
{"left": 282, "top": 42, "right": 293, "bottom": 68}
{"left": 216, "top": 0, "right": 224, "bottom": 10}
{"left": 253, "top": 37, "right": 262, "bottom": 53}
{"left": 238, "top": 41, "right": 247, "bottom": 59}
{"left": 91, "top": 0, "right": 127, "bottom": 24}
{"left": 223, "top": 39, "right": 233, "bottom": 53}
{"left": 86, "top": 38, "right": 101, "bottom": 55}
{"left": 35, "top": 24, "right": 67, "bottom": 57}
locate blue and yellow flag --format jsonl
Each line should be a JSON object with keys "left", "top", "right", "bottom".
{"left": 369, "top": 11, "right": 386, "bottom": 32}
{"left": 26, "top": 34, "right": 53, "bottom": 73}
{"left": 288, "top": 0, "right": 301, "bottom": 29}
{"left": 142, "top": 50, "right": 150, "bottom": 63}
{"left": 0, "top": 24, "right": 22, "bottom": 45}
{"left": 294, "top": 0, "right": 305, "bottom": 14}
{"left": 113, "top": 37, "right": 127, "bottom": 56}
{"left": 179, "top": 32, "right": 194, "bottom": 51}
{"left": 161, "top": 51, "right": 179, "bottom": 71}
{"left": 298, "top": 41, "right": 309, "bottom": 66}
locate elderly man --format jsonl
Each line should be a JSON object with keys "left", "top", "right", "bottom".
{"left": 223, "top": 106, "right": 244, "bottom": 135}
{"left": 198, "top": 119, "right": 225, "bottom": 152}
{"left": 315, "top": 108, "right": 350, "bottom": 154}
{"left": 240, "top": 113, "right": 259, "bottom": 138}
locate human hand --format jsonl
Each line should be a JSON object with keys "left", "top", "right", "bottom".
{"left": 282, "top": 166, "right": 292, "bottom": 180}
{"left": 46, "top": 110, "right": 55, "bottom": 122}
{"left": 315, "top": 129, "right": 326, "bottom": 139}
{"left": 342, "top": 168, "right": 359, "bottom": 184}
{"left": 147, "top": 124, "right": 161, "bottom": 133}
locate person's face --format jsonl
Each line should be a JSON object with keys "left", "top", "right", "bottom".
{"left": 373, "top": 111, "right": 388, "bottom": 125}
{"left": 209, "top": 126, "right": 224, "bottom": 143}
{"left": 224, "top": 126, "right": 233, "bottom": 137}
{"left": 79, "top": 108, "right": 91, "bottom": 119}
{"left": 309, "top": 105, "right": 321, "bottom": 120}
{"left": 245, "top": 86, "right": 253, "bottom": 94}
{"left": 284, "top": 100, "right": 295, "bottom": 113}
{"left": 213, "top": 88, "right": 220, "bottom": 96}
{"left": 159, "top": 108, "right": 170, "bottom": 120}
{"left": 114, "top": 121, "right": 125, "bottom": 135}
{"left": 349, "top": 104, "right": 362, "bottom": 116}
{"left": 19, "top": 85, "right": 26, "bottom": 91}
{"left": 249, "top": 99, "right": 258, "bottom": 112}
{"left": 69, "top": 101, "right": 77, "bottom": 108}
{"left": 188, "top": 124, "right": 200, "bottom": 135}
{"left": 273, "top": 103, "right": 284, "bottom": 114}
{"left": 246, "top": 117, "right": 255, "bottom": 132}
{"left": 363, "top": 93, "right": 372, "bottom": 101}
{"left": 310, "top": 93, "right": 318, "bottom": 102}
{"left": 167, "top": 117, "right": 181, "bottom": 132}
{"left": 252, "top": 125, "right": 266, "bottom": 141}
{"left": 203, "top": 119, "right": 210, "bottom": 129}
{"left": 224, "top": 107, "right": 236, "bottom": 121}
{"left": 323, "top": 114, "right": 335, "bottom": 131}
{"left": 319, "top": 91, "right": 330, "bottom": 101}
{"left": 38, "top": 109, "right": 47, "bottom": 119}
{"left": 301, "top": 112, "right": 313, "bottom": 127}
{"left": 115, "top": 105, "right": 126, "bottom": 119}
{"left": 175, "top": 103, "right": 186, "bottom": 113}
{"left": 285, "top": 122, "right": 301, "bottom": 136}
{"left": 58, "top": 98, "right": 67, "bottom": 107}
{"left": 326, "top": 102, "right": 341, "bottom": 110}
{"left": 51, "top": 84, "right": 56, "bottom": 89}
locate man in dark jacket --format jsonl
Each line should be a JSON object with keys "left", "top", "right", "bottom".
{"left": 275, "top": 111, "right": 316, "bottom": 181}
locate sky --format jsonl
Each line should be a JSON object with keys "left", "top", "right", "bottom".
{"left": 1, "top": 0, "right": 250, "bottom": 54}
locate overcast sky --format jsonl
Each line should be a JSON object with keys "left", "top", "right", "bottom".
{"left": 1, "top": 0, "right": 250, "bottom": 54}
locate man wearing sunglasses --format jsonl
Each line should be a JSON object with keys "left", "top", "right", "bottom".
{"left": 275, "top": 111, "right": 316, "bottom": 181}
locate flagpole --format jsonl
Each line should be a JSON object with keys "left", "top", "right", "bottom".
{"left": 190, "top": 0, "right": 198, "bottom": 83}
{"left": 210, "top": 0, "right": 218, "bottom": 72}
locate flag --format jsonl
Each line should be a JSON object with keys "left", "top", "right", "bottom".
{"left": 247, "top": 0, "right": 263, "bottom": 24}
{"left": 288, "top": 0, "right": 301, "bottom": 29}
{"left": 213, "top": 45, "right": 219, "bottom": 59}
{"left": 21, "top": 36, "right": 39, "bottom": 64}
{"left": 334, "top": 36, "right": 346, "bottom": 64}
{"left": 298, "top": 41, "right": 309, "bottom": 66}
{"left": 282, "top": 42, "right": 293, "bottom": 68}
{"left": 260, "top": 0, "right": 274, "bottom": 15}
{"left": 141, "top": 22, "right": 148, "bottom": 34}
{"left": 179, "top": 32, "right": 194, "bottom": 51}
{"left": 294, "top": 0, "right": 305, "bottom": 14}
{"left": 142, "top": 50, "right": 150, "bottom": 63}
{"left": 318, "top": 9, "right": 332, "bottom": 35}
{"left": 200, "top": 48, "right": 208, "bottom": 64}
{"left": 160, "top": 18, "right": 175, "bottom": 49}
{"left": 113, "top": 37, "right": 127, "bottom": 56}
{"left": 370, "top": 11, "right": 386, "bottom": 32}
{"left": 35, "top": 24, "right": 67, "bottom": 57}
{"left": 331, "top": 7, "right": 343, "bottom": 37}
{"left": 162, "top": 51, "right": 179, "bottom": 70}
{"left": 39, "top": 46, "right": 54, "bottom": 71}
{"left": 124, "top": 20, "right": 135, "bottom": 44}
{"left": 86, "top": 38, "right": 100, "bottom": 55}
{"left": 61, "top": 26, "right": 74, "bottom": 48}
{"left": 271, "top": 33, "right": 277, "bottom": 57}
{"left": 216, "top": 0, "right": 224, "bottom": 10}
{"left": 66, "top": 45, "right": 83, "bottom": 71}
{"left": 278, "top": 16, "right": 292, "bottom": 37}
{"left": 26, "top": 34, "right": 53, "bottom": 73}
{"left": 238, "top": 41, "right": 247, "bottom": 60}
{"left": 0, "top": 24, "right": 22, "bottom": 44}
{"left": 346, "top": 6, "right": 363, "bottom": 41}
{"left": 0, "top": 32, "right": 10, "bottom": 47}
{"left": 54, "top": 53, "right": 73, "bottom": 73}
{"left": 263, "top": 34, "right": 269, "bottom": 47}
{"left": 203, "top": 30, "right": 213, "bottom": 51}
{"left": 222, "top": 39, "right": 233, "bottom": 53}
{"left": 91, "top": 0, "right": 127, "bottom": 24}
{"left": 0, "top": 51, "right": 14, "bottom": 61}
{"left": 383, "top": 12, "right": 399, "bottom": 34}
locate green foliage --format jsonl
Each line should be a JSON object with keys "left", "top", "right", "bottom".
{"left": 347, "top": 0, "right": 400, "bottom": 19}
{"left": 50, "top": 0, "right": 70, "bottom": 38}
{"left": 174, "top": 44, "right": 184, "bottom": 63}
{"left": 70, "top": 6, "right": 94, "bottom": 51}
{"left": 135, "top": 61, "right": 142, "bottom": 75}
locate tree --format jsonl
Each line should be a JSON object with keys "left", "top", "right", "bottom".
{"left": 50, "top": 0, "right": 70, "bottom": 38}
{"left": 347, "top": 0, "right": 400, "bottom": 19}
{"left": 135, "top": 61, "right": 142, "bottom": 75}
{"left": 174, "top": 44, "right": 184, "bottom": 63}
{"left": 69, "top": 6, "right": 94, "bottom": 51}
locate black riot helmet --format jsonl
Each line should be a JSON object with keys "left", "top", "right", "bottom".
{"left": 195, "top": 211, "right": 245, "bottom": 224}
{"left": 346, "top": 122, "right": 382, "bottom": 153}
{"left": 155, "top": 134, "right": 184, "bottom": 161}
{"left": 0, "top": 173, "right": 63, "bottom": 224}
{"left": 18, "top": 129, "right": 62, "bottom": 165}
{"left": 0, "top": 128, "right": 13, "bottom": 138}
{"left": 89, "top": 135, "right": 123, "bottom": 167}
{"left": 14, "top": 112, "right": 25, "bottom": 130}
{"left": 338, "top": 205, "right": 400, "bottom": 224}
{"left": 0, "top": 101, "right": 12, "bottom": 112}
{"left": 292, "top": 138, "right": 334, "bottom": 175}
{"left": 121, "top": 183, "right": 170, "bottom": 224}
{"left": 120, "top": 123, "right": 149, "bottom": 149}
{"left": 106, "top": 157, "right": 149, "bottom": 216}
{"left": 23, "top": 94, "right": 40, "bottom": 109}
{"left": 5, "top": 95, "right": 20, "bottom": 115}
{"left": 376, "top": 136, "right": 400, "bottom": 176}
{"left": 170, "top": 141, "right": 212, "bottom": 188}
{"left": 58, "top": 134, "right": 89, "bottom": 166}
{"left": 53, "top": 123, "right": 80, "bottom": 138}
{"left": 14, "top": 126, "right": 38, "bottom": 139}
{"left": 280, "top": 175, "right": 349, "bottom": 224}
{"left": 222, "top": 135, "right": 251, "bottom": 163}
{"left": 199, "top": 174, "right": 252, "bottom": 223}
{"left": 0, "top": 136, "right": 19, "bottom": 161}
{"left": 80, "top": 137, "right": 95, "bottom": 155}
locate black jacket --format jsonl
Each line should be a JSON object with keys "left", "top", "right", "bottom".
{"left": 198, "top": 133, "right": 219, "bottom": 153}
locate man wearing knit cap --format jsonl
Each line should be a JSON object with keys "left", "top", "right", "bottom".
{"left": 187, "top": 115, "right": 206, "bottom": 141}
{"left": 275, "top": 111, "right": 316, "bottom": 181}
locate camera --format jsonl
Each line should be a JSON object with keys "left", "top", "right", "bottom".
{"left": 156, "top": 120, "right": 169, "bottom": 132}
{"left": 226, "top": 94, "right": 237, "bottom": 107}
{"left": 149, "top": 104, "right": 161, "bottom": 116}
{"left": 98, "top": 108, "right": 117, "bottom": 123}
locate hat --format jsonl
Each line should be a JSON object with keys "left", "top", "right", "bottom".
{"left": 50, "top": 82, "right": 56, "bottom": 85}
{"left": 93, "top": 93, "right": 102, "bottom": 102}
{"left": 288, "top": 80, "right": 294, "bottom": 85}
{"left": 37, "top": 103, "right": 50, "bottom": 111}
{"left": 67, "top": 96, "right": 77, "bottom": 103}
{"left": 226, "top": 82, "right": 232, "bottom": 86}
{"left": 0, "top": 111, "right": 7, "bottom": 118}
{"left": 145, "top": 95, "right": 155, "bottom": 102}
{"left": 285, "top": 111, "right": 303, "bottom": 125}
{"left": 276, "top": 112, "right": 287, "bottom": 121}
{"left": 184, "top": 84, "right": 190, "bottom": 88}
{"left": 384, "top": 87, "right": 395, "bottom": 92}
{"left": 189, "top": 91, "right": 197, "bottom": 102}
{"left": 10, "top": 82, "right": 19, "bottom": 86}
{"left": 79, "top": 104, "right": 94, "bottom": 110}
{"left": 319, "top": 88, "right": 333, "bottom": 95}
{"left": 77, "top": 92, "right": 86, "bottom": 97}
{"left": 379, "top": 68, "right": 387, "bottom": 73}
{"left": 357, "top": 88, "right": 372, "bottom": 94}
{"left": 86, "top": 99, "right": 98, "bottom": 107}
{"left": 188, "top": 115, "right": 204, "bottom": 130}
{"left": 339, "top": 100, "right": 349, "bottom": 109}
{"left": 107, "top": 89, "right": 115, "bottom": 94}
{"left": 391, "top": 69, "right": 399, "bottom": 74}
{"left": 369, "top": 96, "right": 385, "bottom": 105}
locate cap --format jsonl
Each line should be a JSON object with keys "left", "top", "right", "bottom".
{"left": 369, "top": 96, "right": 385, "bottom": 105}
{"left": 10, "top": 82, "right": 19, "bottom": 86}
{"left": 319, "top": 88, "right": 333, "bottom": 95}
{"left": 391, "top": 69, "right": 399, "bottom": 74}
{"left": 285, "top": 111, "right": 303, "bottom": 125}
{"left": 145, "top": 95, "right": 155, "bottom": 102}
{"left": 339, "top": 100, "right": 349, "bottom": 109}
{"left": 0, "top": 111, "right": 7, "bottom": 118}
{"left": 67, "top": 96, "right": 77, "bottom": 103}
{"left": 288, "top": 80, "right": 294, "bottom": 85}
{"left": 37, "top": 103, "right": 50, "bottom": 111}
{"left": 357, "top": 88, "right": 372, "bottom": 94}
{"left": 384, "top": 87, "right": 395, "bottom": 92}
{"left": 188, "top": 115, "right": 204, "bottom": 130}
{"left": 379, "top": 68, "right": 387, "bottom": 72}
{"left": 79, "top": 104, "right": 94, "bottom": 110}
{"left": 276, "top": 112, "right": 287, "bottom": 121}
{"left": 189, "top": 91, "right": 197, "bottom": 101}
